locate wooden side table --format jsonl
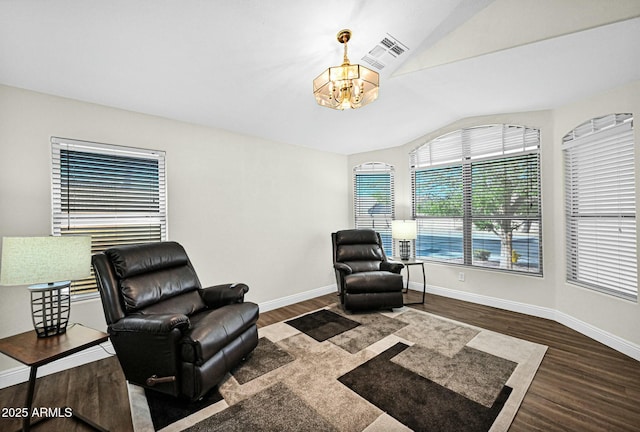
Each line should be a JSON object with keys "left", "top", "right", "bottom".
{"left": 0, "top": 324, "right": 109, "bottom": 432}
{"left": 393, "top": 258, "right": 427, "bottom": 305}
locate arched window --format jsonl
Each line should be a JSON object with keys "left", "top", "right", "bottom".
{"left": 563, "top": 113, "right": 636, "bottom": 301}
{"left": 353, "top": 162, "right": 395, "bottom": 254}
{"left": 410, "top": 124, "right": 542, "bottom": 274}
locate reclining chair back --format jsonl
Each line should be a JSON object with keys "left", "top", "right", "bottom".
{"left": 93, "top": 241, "right": 205, "bottom": 324}
{"left": 333, "top": 229, "right": 388, "bottom": 273}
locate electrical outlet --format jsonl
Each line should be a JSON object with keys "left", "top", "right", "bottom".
{"left": 458, "top": 272, "right": 465, "bottom": 282}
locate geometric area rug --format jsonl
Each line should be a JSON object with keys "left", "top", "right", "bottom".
{"left": 128, "top": 305, "right": 547, "bottom": 431}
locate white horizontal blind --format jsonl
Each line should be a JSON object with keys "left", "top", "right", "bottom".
{"left": 411, "top": 125, "right": 539, "bottom": 170}
{"left": 413, "top": 165, "right": 465, "bottom": 263}
{"left": 563, "top": 114, "right": 637, "bottom": 301}
{"left": 354, "top": 162, "right": 394, "bottom": 254}
{"left": 411, "top": 124, "right": 541, "bottom": 274}
{"left": 414, "top": 166, "right": 464, "bottom": 217}
{"left": 412, "top": 130, "right": 463, "bottom": 168}
{"left": 470, "top": 153, "right": 541, "bottom": 272}
{"left": 51, "top": 137, "right": 167, "bottom": 297}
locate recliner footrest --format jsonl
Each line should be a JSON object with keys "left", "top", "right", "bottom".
{"left": 344, "top": 271, "right": 403, "bottom": 294}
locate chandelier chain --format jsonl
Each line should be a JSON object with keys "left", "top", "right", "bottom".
{"left": 342, "top": 37, "right": 350, "bottom": 65}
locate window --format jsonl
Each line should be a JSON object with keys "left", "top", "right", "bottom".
{"left": 51, "top": 137, "right": 167, "bottom": 298}
{"left": 563, "top": 114, "right": 637, "bottom": 301}
{"left": 411, "top": 125, "right": 542, "bottom": 274}
{"left": 354, "top": 162, "right": 395, "bottom": 253}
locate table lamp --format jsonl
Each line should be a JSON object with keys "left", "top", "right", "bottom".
{"left": 0, "top": 236, "right": 91, "bottom": 337}
{"left": 392, "top": 220, "right": 417, "bottom": 260}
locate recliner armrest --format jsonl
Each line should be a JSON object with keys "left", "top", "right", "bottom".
{"left": 334, "top": 262, "right": 353, "bottom": 275}
{"left": 199, "top": 283, "right": 249, "bottom": 308}
{"left": 381, "top": 260, "right": 404, "bottom": 274}
{"left": 107, "top": 313, "right": 187, "bottom": 396}
{"left": 110, "top": 314, "right": 190, "bottom": 334}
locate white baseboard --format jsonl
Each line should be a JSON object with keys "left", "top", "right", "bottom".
{"left": 3, "top": 281, "right": 636, "bottom": 390}
{"left": 419, "top": 282, "right": 557, "bottom": 320}
{"left": 0, "top": 341, "right": 114, "bottom": 390}
{"left": 257, "top": 284, "right": 337, "bottom": 313}
{"left": 411, "top": 282, "right": 640, "bottom": 361}
{"left": 553, "top": 310, "right": 640, "bottom": 361}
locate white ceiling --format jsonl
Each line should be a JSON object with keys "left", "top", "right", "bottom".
{"left": 1, "top": 0, "right": 639, "bottom": 155}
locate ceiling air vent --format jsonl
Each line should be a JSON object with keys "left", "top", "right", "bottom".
{"left": 361, "top": 33, "right": 409, "bottom": 70}
{"left": 362, "top": 55, "right": 385, "bottom": 70}
{"left": 380, "top": 37, "right": 395, "bottom": 48}
{"left": 390, "top": 45, "right": 405, "bottom": 56}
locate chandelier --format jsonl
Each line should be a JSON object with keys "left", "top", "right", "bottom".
{"left": 313, "top": 29, "right": 379, "bottom": 110}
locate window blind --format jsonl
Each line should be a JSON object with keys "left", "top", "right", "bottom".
{"left": 470, "top": 153, "right": 541, "bottom": 271}
{"left": 411, "top": 124, "right": 542, "bottom": 274}
{"left": 51, "top": 137, "right": 167, "bottom": 298}
{"left": 354, "top": 162, "right": 394, "bottom": 254}
{"left": 413, "top": 166, "right": 464, "bottom": 263}
{"left": 563, "top": 114, "right": 637, "bottom": 301}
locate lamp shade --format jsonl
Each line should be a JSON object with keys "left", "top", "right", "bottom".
{"left": 392, "top": 220, "right": 417, "bottom": 240}
{"left": 313, "top": 63, "right": 379, "bottom": 110}
{"left": 0, "top": 236, "right": 92, "bottom": 286}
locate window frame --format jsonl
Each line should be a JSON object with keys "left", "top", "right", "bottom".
{"left": 353, "top": 162, "right": 395, "bottom": 255}
{"left": 411, "top": 124, "right": 542, "bottom": 275}
{"left": 562, "top": 113, "right": 637, "bottom": 302}
{"left": 51, "top": 137, "right": 167, "bottom": 300}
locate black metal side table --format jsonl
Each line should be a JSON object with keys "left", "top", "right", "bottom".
{"left": 393, "top": 258, "right": 426, "bottom": 305}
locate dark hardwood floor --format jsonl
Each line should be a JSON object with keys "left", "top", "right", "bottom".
{"left": 0, "top": 291, "right": 638, "bottom": 431}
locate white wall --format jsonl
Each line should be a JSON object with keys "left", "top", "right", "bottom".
{"left": 0, "top": 85, "right": 349, "bottom": 372}
{"left": 348, "top": 81, "right": 640, "bottom": 358}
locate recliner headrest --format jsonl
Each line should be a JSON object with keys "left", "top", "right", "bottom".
{"left": 335, "top": 229, "right": 380, "bottom": 246}
{"left": 105, "top": 241, "right": 189, "bottom": 278}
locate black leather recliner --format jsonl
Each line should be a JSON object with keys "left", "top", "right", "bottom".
{"left": 92, "top": 241, "right": 259, "bottom": 401}
{"left": 332, "top": 229, "right": 404, "bottom": 311}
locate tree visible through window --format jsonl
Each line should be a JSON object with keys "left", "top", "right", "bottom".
{"left": 411, "top": 125, "right": 541, "bottom": 274}
{"left": 471, "top": 153, "right": 540, "bottom": 269}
